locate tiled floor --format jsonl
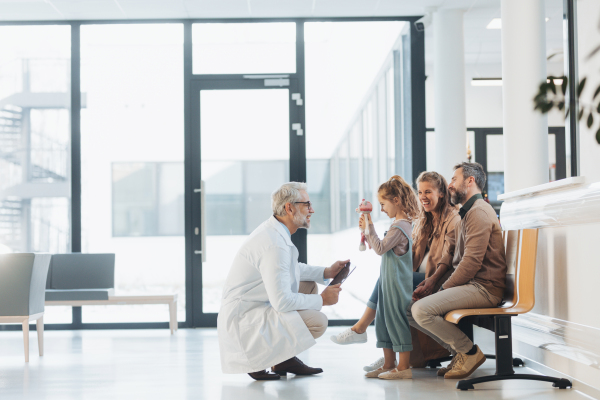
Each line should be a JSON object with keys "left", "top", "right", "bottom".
{"left": 0, "top": 326, "right": 593, "bottom": 399}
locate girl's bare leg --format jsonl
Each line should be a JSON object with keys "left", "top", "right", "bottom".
{"left": 351, "top": 306, "right": 376, "bottom": 334}
{"left": 397, "top": 351, "right": 410, "bottom": 371}
{"left": 382, "top": 348, "right": 397, "bottom": 369}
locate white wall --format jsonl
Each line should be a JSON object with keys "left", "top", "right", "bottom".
{"left": 578, "top": 0, "right": 600, "bottom": 183}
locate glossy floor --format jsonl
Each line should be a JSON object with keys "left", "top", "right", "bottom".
{"left": 0, "top": 326, "right": 592, "bottom": 400}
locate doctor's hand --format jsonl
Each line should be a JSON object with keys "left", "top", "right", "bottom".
{"left": 324, "top": 259, "right": 350, "bottom": 280}
{"left": 321, "top": 284, "right": 342, "bottom": 306}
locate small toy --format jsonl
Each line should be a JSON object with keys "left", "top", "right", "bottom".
{"left": 356, "top": 199, "right": 373, "bottom": 251}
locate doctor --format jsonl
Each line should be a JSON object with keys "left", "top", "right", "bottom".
{"left": 217, "top": 182, "right": 348, "bottom": 381}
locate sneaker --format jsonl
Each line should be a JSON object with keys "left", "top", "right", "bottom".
{"left": 365, "top": 367, "right": 395, "bottom": 378}
{"left": 436, "top": 355, "right": 459, "bottom": 377}
{"left": 363, "top": 357, "right": 385, "bottom": 372}
{"left": 364, "top": 357, "right": 397, "bottom": 372}
{"left": 378, "top": 368, "right": 413, "bottom": 380}
{"left": 330, "top": 328, "right": 367, "bottom": 345}
{"left": 444, "top": 346, "right": 486, "bottom": 379}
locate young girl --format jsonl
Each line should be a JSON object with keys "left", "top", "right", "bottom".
{"left": 360, "top": 175, "right": 420, "bottom": 379}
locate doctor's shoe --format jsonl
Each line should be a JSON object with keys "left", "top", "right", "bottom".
{"left": 248, "top": 370, "right": 281, "bottom": 380}
{"left": 330, "top": 328, "right": 367, "bottom": 345}
{"left": 272, "top": 357, "right": 323, "bottom": 376}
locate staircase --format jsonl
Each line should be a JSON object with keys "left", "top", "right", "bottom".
{"left": 0, "top": 198, "right": 22, "bottom": 252}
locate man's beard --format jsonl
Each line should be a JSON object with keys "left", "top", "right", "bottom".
{"left": 293, "top": 210, "right": 310, "bottom": 229}
{"left": 451, "top": 182, "right": 468, "bottom": 205}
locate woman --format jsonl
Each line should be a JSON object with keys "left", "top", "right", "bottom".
{"left": 331, "top": 171, "right": 460, "bottom": 370}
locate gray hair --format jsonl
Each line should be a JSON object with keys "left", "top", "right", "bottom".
{"left": 272, "top": 182, "right": 308, "bottom": 217}
{"left": 453, "top": 162, "right": 486, "bottom": 191}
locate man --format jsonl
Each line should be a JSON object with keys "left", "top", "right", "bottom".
{"left": 217, "top": 182, "right": 348, "bottom": 381}
{"left": 408, "top": 162, "right": 507, "bottom": 379}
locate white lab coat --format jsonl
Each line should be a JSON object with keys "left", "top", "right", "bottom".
{"left": 217, "top": 216, "right": 327, "bottom": 374}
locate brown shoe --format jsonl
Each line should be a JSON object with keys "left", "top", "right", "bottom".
{"left": 272, "top": 357, "right": 323, "bottom": 376}
{"left": 437, "top": 355, "right": 459, "bottom": 377}
{"left": 248, "top": 370, "right": 281, "bottom": 380}
{"left": 444, "top": 346, "right": 486, "bottom": 379}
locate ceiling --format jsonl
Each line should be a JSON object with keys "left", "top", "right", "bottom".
{"left": 0, "top": 0, "right": 566, "bottom": 67}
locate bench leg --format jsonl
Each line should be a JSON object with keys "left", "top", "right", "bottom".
{"left": 169, "top": 301, "right": 177, "bottom": 334}
{"left": 36, "top": 315, "right": 44, "bottom": 356}
{"left": 22, "top": 319, "right": 29, "bottom": 362}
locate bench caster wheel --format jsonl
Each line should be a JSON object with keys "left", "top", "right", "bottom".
{"left": 513, "top": 358, "right": 525, "bottom": 367}
{"left": 456, "top": 380, "right": 474, "bottom": 391}
{"left": 552, "top": 379, "right": 572, "bottom": 389}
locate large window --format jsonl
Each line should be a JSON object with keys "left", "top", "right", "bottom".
{"left": 304, "top": 21, "right": 407, "bottom": 319}
{"left": 0, "top": 25, "right": 71, "bottom": 323}
{"left": 80, "top": 24, "right": 185, "bottom": 323}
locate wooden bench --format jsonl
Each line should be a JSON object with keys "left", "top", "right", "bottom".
{"left": 45, "top": 293, "right": 178, "bottom": 334}
{"left": 445, "top": 229, "right": 572, "bottom": 390}
{"left": 44, "top": 254, "right": 178, "bottom": 334}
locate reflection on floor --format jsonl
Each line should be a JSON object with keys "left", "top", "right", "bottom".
{"left": 0, "top": 326, "right": 589, "bottom": 399}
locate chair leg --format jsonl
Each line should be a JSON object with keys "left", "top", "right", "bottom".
{"left": 456, "top": 316, "right": 571, "bottom": 391}
{"left": 169, "top": 301, "right": 176, "bottom": 334}
{"left": 22, "top": 319, "right": 29, "bottom": 363}
{"left": 457, "top": 374, "right": 573, "bottom": 390}
{"left": 36, "top": 315, "right": 44, "bottom": 356}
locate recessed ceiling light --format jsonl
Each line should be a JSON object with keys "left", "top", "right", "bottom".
{"left": 486, "top": 17, "right": 550, "bottom": 29}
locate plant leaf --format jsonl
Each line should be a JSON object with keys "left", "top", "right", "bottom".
{"left": 558, "top": 101, "right": 565, "bottom": 110}
{"left": 587, "top": 112, "right": 594, "bottom": 128}
{"left": 548, "top": 79, "right": 556, "bottom": 94}
{"left": 597, "top": 101, "right": 600, "bottom": 113}
{"left": 565, "top": 107, "right": 571, "bottom": 119}
{"left": 596, "top": 127, "right": 600, "bottom": 145}
{"left": 561, "top": 76, "right": 568, "bottom": 95}
{"left": 594, "top": 85, "right": 600, "bottom": 100}
{"left": 578, "top": 77, "right": 587, "bottom": 98}
{"left": 587, "top": 44, "right": 600, "bottom": 60}
{"left": 578, "top": 108, "right": 585, "bottom": 120}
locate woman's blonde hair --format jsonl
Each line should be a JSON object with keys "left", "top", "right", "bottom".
{"left": 377, "top": 175, "right": 420, "bottom": 222}
{"left": 413, "top": 171, "right": 454, "bottom": 251}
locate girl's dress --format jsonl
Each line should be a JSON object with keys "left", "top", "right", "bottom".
{"left": 365, "top": 220, "right": 413, "bottom": 353}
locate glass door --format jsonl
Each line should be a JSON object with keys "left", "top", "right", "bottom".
{"left": 189, "top": 78, "right": 302, "bottom": 326}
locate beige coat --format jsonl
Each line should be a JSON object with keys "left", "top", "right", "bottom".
{"left": 412, "top": 205, "right": 460, "bottom": 279}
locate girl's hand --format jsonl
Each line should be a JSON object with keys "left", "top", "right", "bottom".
{"left": 358, "top": 214, "right": 372, "bottom": 230}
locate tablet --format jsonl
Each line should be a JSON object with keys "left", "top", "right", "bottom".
{"left": 328, "top": 262, "right": 356, "bottom": 286}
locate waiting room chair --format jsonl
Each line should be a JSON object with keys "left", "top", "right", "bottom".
{"left": 444, "top": 229, "right": 572, "bottom": 390}
{"left": 0, "top": 253, "right": 52, "bottom": 362}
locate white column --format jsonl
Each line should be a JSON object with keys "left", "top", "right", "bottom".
{"left": 434, "top": 9, "right": 467, "bottom": 181}
{"left": 502, "top": 0, "right": 548, "bottom": 192}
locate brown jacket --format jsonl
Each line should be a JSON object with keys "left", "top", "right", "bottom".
{"left": 412, "top": 205, "right": 460, "bottom": 278}
{"left": 440, "top": 196, "right": 507, "bottom": 300}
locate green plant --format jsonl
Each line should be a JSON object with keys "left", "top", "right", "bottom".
{"left": 533, "top": 75, "right": 600, "bottom": 144}
{"left": 534, "top": 35, "right": 600, "bottom": 144}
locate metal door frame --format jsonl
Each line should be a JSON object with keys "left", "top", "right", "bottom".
{"left": 187, "top": 76, "right": 302, "bottom": 327}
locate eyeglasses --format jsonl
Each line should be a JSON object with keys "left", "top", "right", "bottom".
{"left": 294, "top": 201, "right": 313, "bottom": 209}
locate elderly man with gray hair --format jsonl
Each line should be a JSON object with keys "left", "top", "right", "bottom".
{"left": 217, "top": 182, "right": 348, "bottom": 381}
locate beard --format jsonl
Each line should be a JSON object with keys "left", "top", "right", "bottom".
{"left": 451, "top": 182, "right": 468, "bottom": 205}
{"left": 293, "top": 209, "right": 311, "bottom": 229}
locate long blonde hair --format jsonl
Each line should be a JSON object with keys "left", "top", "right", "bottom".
{"left": 377, "top": 175, "right": 420, "bottom": 222}
{"left": 413, "top": 171, "right": 454, "bottom": 251}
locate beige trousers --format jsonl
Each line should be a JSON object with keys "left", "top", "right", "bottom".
{"left": 298, "top": 281, "right": 328, "bottom": 339}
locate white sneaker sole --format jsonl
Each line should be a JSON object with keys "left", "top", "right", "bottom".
{"left": 330, "top": 335, "right": 368, "bottom": 345}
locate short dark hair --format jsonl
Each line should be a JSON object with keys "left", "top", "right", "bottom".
{"left": 453, "top": 162, "right": 486, "bottom": 191}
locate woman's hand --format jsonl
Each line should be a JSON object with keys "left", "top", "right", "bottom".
{"left": 358, "top": 214, "right": 372, "bottom": 230}
{"left": 412, "top": 277, "right": 437, "bottom": 301}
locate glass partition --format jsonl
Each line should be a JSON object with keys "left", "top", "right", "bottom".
{"left": 0, "top": 25, "right": 71, "bottom": 323}
{"left": 304, "top": 21, "right": 407, "bottom": 319}
{"left": 192, "top": 23, "right": 296, "bottom": 74}
{"left": 80, "top": 24, "right": 185, "bottom": 323}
